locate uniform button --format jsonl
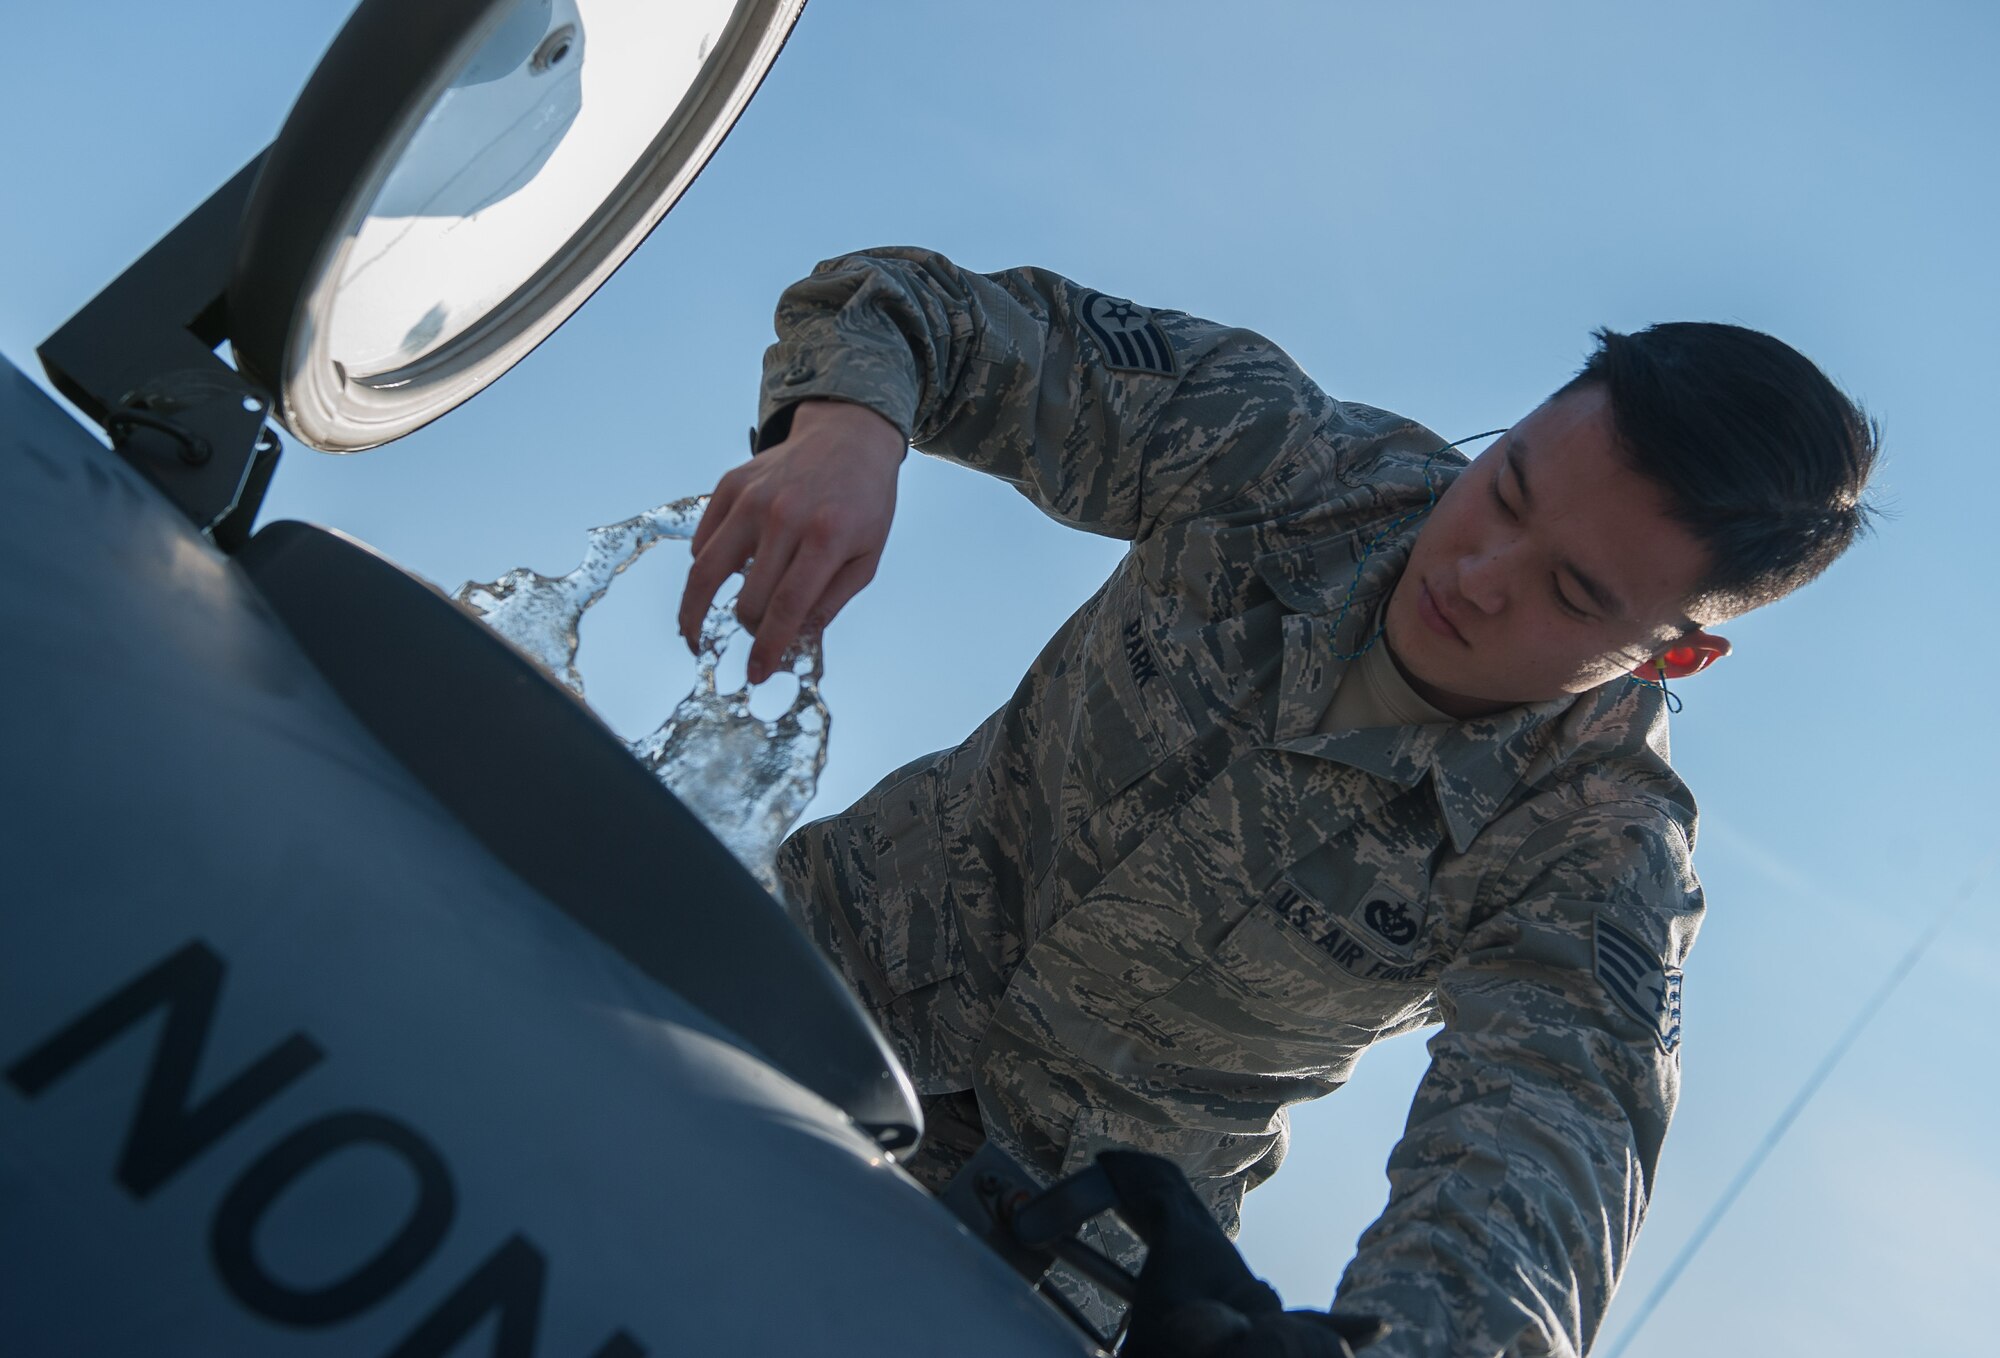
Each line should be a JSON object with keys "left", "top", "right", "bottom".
{"left": 780, "top": 361, "right": 817, "bottom": 386}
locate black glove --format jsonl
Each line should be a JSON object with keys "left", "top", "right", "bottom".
{"left": 1097, "top": 1150, "right": 1386, "bottom": 1358}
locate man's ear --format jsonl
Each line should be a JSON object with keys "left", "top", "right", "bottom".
{"left": 1632, "top": 630, "right": 1730, "bottom": 681}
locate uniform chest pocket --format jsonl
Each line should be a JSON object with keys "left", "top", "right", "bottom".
{"left": 1234, "top": 877, "right": 1441, "bottom": 1005}
{"left": 1132, "top": 876, "right": 1441, "bottom": 1077}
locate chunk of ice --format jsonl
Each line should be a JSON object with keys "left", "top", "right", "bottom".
{"left": 455, "top": 495, "right": 827, "bottom": 896}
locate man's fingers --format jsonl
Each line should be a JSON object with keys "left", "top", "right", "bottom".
{"left": 688, "top": 475, "right": 738, "bottom": 557}
{"left": 1097, "top": 1150, "right": 1198, "bottom": 1243}
{"left": 806, "top": 555, "right": 879, "bottom": 634}
{"left": 745, "top": 539, "right": 850, "bottom": 684}
{"left": 680, "top": 410, "right": 902, "bottom": 670}
{"left": 740, "top": 553, "right": 879, "bottom": 686}
{"left": 732, "top": 517, "right": 803, "bottom": 636}
{"left": 679, "top": 512, "right": 757, "bottom": 649}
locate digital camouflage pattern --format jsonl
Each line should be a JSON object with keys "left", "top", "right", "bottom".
{"left": 763, "top": 248, "right": 1703, "bottom": 1357}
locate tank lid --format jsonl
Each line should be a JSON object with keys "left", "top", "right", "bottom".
{"left": 230, "top": 0, "right": 806, "bottom": 453}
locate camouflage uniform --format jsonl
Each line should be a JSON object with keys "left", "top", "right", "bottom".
{"left": 764, "top": 248, "right": 1700, "bottom": 1357}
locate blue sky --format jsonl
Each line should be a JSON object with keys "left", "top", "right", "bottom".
{"left": 6, "top": 2, "right": 1996, "bottom": 1351}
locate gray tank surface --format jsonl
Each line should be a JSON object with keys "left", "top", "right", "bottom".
{"left": 0, "top": 355, "right": 1092, "bottom": 1356}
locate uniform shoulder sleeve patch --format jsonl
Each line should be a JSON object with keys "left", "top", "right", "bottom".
{"left": 1077, "top": 291, "right": 1178, "bottom": 377}
{"left": 1594, "top": 917, "right": 1684, "bottom": 1055}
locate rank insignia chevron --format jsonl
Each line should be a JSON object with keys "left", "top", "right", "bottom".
{"left": 1594, "top": 918, "right": 1684, "bottom": 1054}
{"left": 1078, "top": 291, "right": 1177, "bottom": 376}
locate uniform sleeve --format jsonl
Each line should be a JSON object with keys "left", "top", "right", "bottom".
{"left": 756, "top": 245, "right": 1335, "bottom": 539}
{"left": 1330, "top": 803, "right": 1703, "bottom": 1358}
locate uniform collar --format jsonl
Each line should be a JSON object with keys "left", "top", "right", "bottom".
{"left": 1278, "top": 696, "right": 1577, "bottom": 853}
{"left": 1421, "top": 696, "right": 1574, "bottom": 852}
{"left": 1256, "top": 492, "right": 1654, "bottom": 852}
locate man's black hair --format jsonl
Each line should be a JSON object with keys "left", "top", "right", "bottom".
{"left": 1557, "top": 322, "right": 1880, "bottom": 615}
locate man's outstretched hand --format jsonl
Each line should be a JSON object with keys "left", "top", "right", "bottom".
{"left": 678, "top": 400, "right": 906, "bottom": 683}
{"left": 1097, "top": 1151, "right": 1386, "bottom": 1358}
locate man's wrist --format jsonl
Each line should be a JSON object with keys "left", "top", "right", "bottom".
{"left": 757, "top": 398, "right": 908, "bottom": 464}
{"left": 751, "top": 401, "right": 798, "bottom": 453}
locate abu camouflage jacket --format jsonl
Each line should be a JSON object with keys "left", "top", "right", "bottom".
{"left": 763, "top": 247, "right": 1702, "bottom": 1358}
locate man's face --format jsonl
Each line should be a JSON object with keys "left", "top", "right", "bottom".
{"left": 1384, "top": 384, "right": 1723, "bottom": 718}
